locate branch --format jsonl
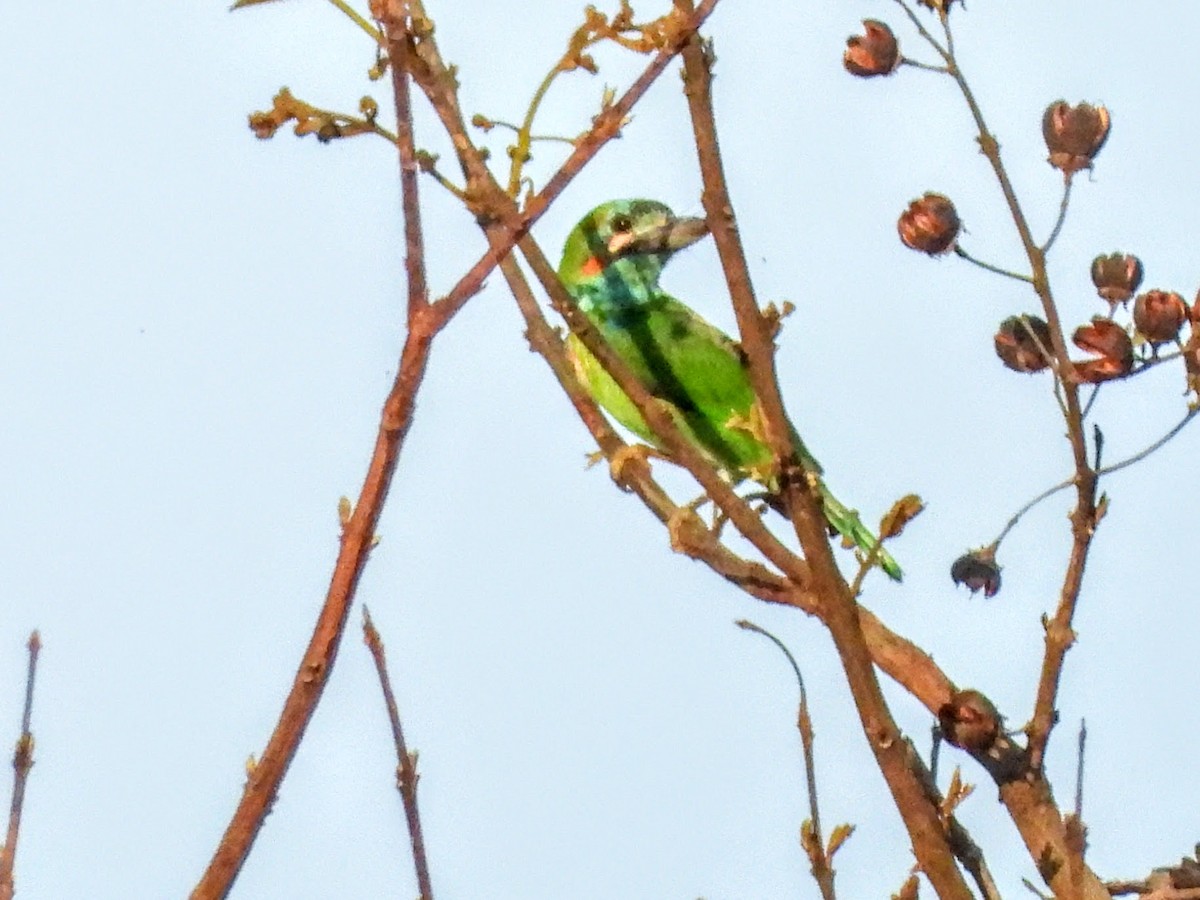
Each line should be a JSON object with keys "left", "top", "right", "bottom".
{"left": 0, "top": 631, "right": 41, "bottom": 900}
{"left": 679, "top": 17, "right": 971, "bottom": 897}
{"left": 736, "top": 621, "right": 838, "bottom": 900}
{"left": 192, "top": 7, "right": 446, "bottom": 894}
{"left": 362, "top": 607, "right": 433, "bottom": 900}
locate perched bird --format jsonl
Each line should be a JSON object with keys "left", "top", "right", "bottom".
{"left": 557, "top": 198, "right": 901, "bottom": 581}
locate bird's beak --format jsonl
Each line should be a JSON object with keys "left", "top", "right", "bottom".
{"left": 607, "top": 215, "right": 709, "bottom": 257}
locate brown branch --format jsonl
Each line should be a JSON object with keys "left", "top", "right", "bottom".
{"left": 0, "top": 631, "right": 41, "bottom": 900}
{"left": 896, "top": 0, "right": 1099, "bottom": 779}
{"left": 385, "top": 3, "right": 430, "bottom": 319}
{"left": 677, "top": 18, "right": 972, "bottom": 898}
{"left": 192, "top": 7, "right": 444, "bottom": 895}
{"left": 736, "top": 621, "right": 837, "bottom": 900}
{"left": 362, "top": 607, "right": 432, "bottom": 900}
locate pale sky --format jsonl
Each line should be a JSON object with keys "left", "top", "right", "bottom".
{"left": 3, "top": 1, "right": 1199, "bottom": 897}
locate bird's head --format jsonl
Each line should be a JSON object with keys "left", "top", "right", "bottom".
{"left": 558, "top": 199, "right": 708, "bottom": 304}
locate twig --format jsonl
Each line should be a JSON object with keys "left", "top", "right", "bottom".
{"left": 1041, "top": 177, "right": 1074, "bottom": 253}
{"left": 993, "top": 407, "right": 1200, "bottom": 548}
{"left": 192, "top": 6, "right": 442, "bottom": 894}
{"left": 953, "top": 245, "right": 1034, "bottom": 283}
{"left": 736, "top": 620, "right": 836, "bottom": 900}
{"left": 0, "top": 631, "right": 41, "bottom": 900}
{"left": 894, "top": 4, "right": 1112, "bottom": 897}
{"left": 385, "top": 7, "right": 430, "bottom": 319}
{"left": 362, "top": 607, "right": 432, "bottom": 900}
{"left": 1074, "top": 718, "right": 1086, "bottom": 819}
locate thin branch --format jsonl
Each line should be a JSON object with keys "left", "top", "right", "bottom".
{"left": 1074, "top": 718, "right": 1086, "bottom": 819}
{"left": 1097, "top": 408, "right": 1199, "bottom": 478}
{"left": 0, "top": 631, "right": 41, "bottom": 900}
{"left": 899, "top": 57, "right": 949, "bottom": 74}
{"left": 1041, "top": 176, "right": 1074, "bottom": 254}
{"left": 953, "top": 245, "right": 1034, "bottom": 283}
{"left": 679, "top": 18, "right": 972, "bottom": 897}
{"left": 323, "top": 0, "right": 384, "bottom": 45}
{"left": 894, "top": 3, "right": 1111, "bottom": 897}
{"left": 192, "top": 5, "right": 443, "bottom": 894}
{"left": 362, "top": 607, "right": 433, "bottom": 900}
{"left": 736, "top": 620, "right": 836, "bottom": 900}
{"left": 386, "top": 7, "right": 430, "bottom": 319}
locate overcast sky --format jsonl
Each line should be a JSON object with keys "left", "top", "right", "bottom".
{"left": 3, "top": 1, "right": 1199, "bottom": 897}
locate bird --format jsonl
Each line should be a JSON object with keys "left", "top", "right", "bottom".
{"left": 556, "top": 198, "right": 901, "bottom": 581}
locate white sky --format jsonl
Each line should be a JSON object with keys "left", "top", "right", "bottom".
{"left": 3, "top": 1, "right": 1199, "bottom": 897}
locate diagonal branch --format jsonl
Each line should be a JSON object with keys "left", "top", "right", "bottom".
{"left": 678, "top": 22, "right": 971, "bottom": 897}
{"left": 193, "top": 7, "right": 443, "bottom": 896}
{"left": 362, "top": 607, "right": 433, "bottom": 900}
{"left": 0, "top": 631, "right": 41, "bottom": 900}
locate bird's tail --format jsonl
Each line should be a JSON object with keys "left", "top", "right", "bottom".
{"left": 817, "top": 484, "right": 903, "bottom": 582}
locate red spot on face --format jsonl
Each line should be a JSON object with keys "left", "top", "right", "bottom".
{"left": 581, "top": 255, "right": 603, "bottom": 277}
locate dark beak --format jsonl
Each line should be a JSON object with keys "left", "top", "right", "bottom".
{"left": 609, "top": 215, "right": 709, "bottom": 257}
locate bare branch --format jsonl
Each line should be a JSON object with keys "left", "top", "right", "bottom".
{"left": 0, "top": 631, "right": 42, "bottom": 900}
{"left": 362, "top": 607, "right": 433, "bottom": 900}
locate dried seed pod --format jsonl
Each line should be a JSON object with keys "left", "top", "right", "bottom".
{"left": 1043, "top": 101, "right": 1111, "bottom": 175}
{"left": 898, "top": 193, "right": 960, "bottom": 255}
{"left": 844, "top": 20, "right": 900, "bottom": 78}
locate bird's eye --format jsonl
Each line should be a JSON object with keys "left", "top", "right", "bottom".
{"left": 610, "top": 214, "right": 633, "bottom": 234}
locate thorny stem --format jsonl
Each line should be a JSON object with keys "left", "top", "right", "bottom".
{"left": 680, "top": 15, "right": 971, "bottom": 897}
{"left": 0, "top": 632, "right": 40, "bottom": 900}
{"left": 953, "top": 245, "right": 1034, "bottom": 283}
{"left": 362, "top": 608, "right": 433, "bottom": 900}
{"left": 736, "top": 621, "right": 836, "bottom": 900}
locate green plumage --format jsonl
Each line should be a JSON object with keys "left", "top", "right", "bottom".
{"left": 558, "top": 198, "right": 901, "bottom": 581}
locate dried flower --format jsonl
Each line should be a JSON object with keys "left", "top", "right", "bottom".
{"left": 938, "top": 690, "right": 1001, "bottom": 752}
{"left": 951, "top": 547, "right": 1001, "bottom": 598}
{"left": 1090, "top": 252, "right": 1143, "bottom": 307}
{"left": 994, "top": 315, "right": 1053, "bottom": 373}
{"left": 844, "top": 20, "right": 899, "bottom": 78}
{"left": 1133, "top": 290, "right": 1189, "bottom": 345}
{"left": 1043, "top": 101, "right": 1111, "bottom": 175}
{"left": 898, "top": 193, "right": 960, "bottom": 255}
{"left": 1072, "top": 317, "right": 1134, "bottom": 382}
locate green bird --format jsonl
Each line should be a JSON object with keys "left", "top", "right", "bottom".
{"left": 557, "top": 198, "right": 901, "bottom": 581}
